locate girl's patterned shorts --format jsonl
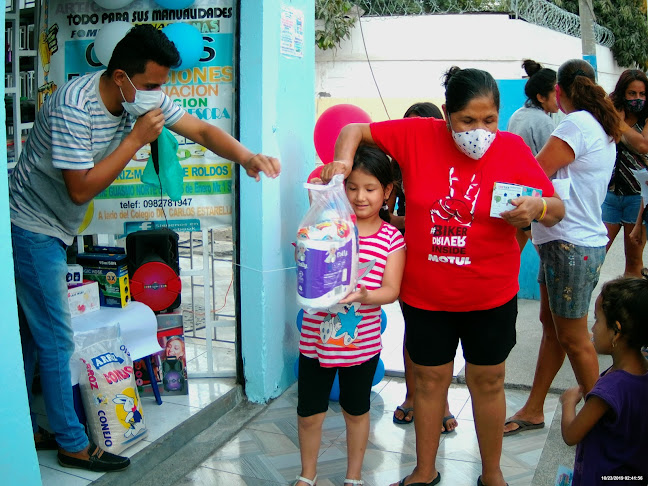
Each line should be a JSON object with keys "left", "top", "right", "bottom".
{"left": 537, "top": 240, "right": 605, "bottom": 319}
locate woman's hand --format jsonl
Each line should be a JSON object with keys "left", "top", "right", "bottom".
{"left": 500, "top": 196, "right": 544, "bottom": 228}
{"left": 630, "top": 224, "right": 643, "bottom": 245}
{"left": 338, "top": 285, "right": 368, "bottom": 305}
{"left": 320, "top": 161, "right": 352, "bottom": 183}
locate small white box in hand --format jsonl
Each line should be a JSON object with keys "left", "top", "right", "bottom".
{"left": 490, "top": 182, "right": 542, "bottom": 218}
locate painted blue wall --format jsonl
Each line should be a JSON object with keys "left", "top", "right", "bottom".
{"left": 1, "top": 9, "right": 43, "bottom": 485}
{"left": 239, "top": 0, "right": 314, "bottom": 402}
{"left": 497, "top": 78, "right": 542, "bottom": 300}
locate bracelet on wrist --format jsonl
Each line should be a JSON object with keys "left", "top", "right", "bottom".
{"left": 533, "top": 197, "right": 548, "bottom": 222}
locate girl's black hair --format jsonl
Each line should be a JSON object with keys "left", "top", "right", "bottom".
{"left": 522, "top": 59, "right": 557, "bottom": 109}
{"left": 352, "top": 145, "right": 394, "bottom": 223}
{"left": 599, "top": 271, "right": 648, "bottom": 350}
{"left": 557, "top": 59, "right": 622, "bottom": 142}
{"left": 443, "top": 66, "right": 500, "bottom": 114}
{"left": 403, "top": 102, "right": 443, "bottom": 119}
{"left": 609, "top": 68, "right": 648, "bottom": 125}
{"left": 105, "top": 24, "right": 181, "bottom": 77}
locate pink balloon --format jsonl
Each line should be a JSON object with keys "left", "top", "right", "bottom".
{"left": 314, "top": 104, "right": 372, "bottom": 164}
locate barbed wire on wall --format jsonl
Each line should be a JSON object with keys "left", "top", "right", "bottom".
{"left": 319, "top": 0, "right": 614, "bottom": 47}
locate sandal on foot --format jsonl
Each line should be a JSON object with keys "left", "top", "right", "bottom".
{"left": 477, "top": 475, "right": 509, "bottom": 486}
{"left": 441, "top": 415, "right": 456, "bottom": 434}
{"left": 34, "top": 426, "right": 58, "bottom": 450}
{"left": 393, "top": 405, "right": 414, "bottom": 424}
{"left": 503, "top": 418, "right": 544, "bottom": 437}
{"left": 398, "top": 472, "right": 441, "bottom": 486}
{"left": 292, "top": 475, "right": 317, "bottom": 486}
{"left": 344, "top": 480, "right": 364, "bottom": 485}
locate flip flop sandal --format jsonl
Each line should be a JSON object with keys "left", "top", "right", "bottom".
{"left": 503, "top": 418, "right": 545, "bottom": 437}
{"left": 292, "top": 475, "right": 317, "bottom": 486}
{"left": 393, "top": 405, "right": 414, "bottom": 424}
{"left": 441, "top": 414, "right": 456, "bottom": 434}
{"left": 477, "top": 475, "right": 509, "bottom": 486}
{"left": 344, "top": 479, "right": 364, "bottom": 485}
{"left": 398, "top": 472, "right": 441, "bottom": 486}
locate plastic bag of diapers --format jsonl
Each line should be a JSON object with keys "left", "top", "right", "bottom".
{"left": 296, "top": 174, "right": 359, "bottom": 313}
{"left": 73, "top": 325, "right": 147, "bottom": 454}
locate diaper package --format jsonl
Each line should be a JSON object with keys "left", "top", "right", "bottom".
{"left": 73, "top": 325, "right": 147, "bottom": 455}
{"left": 296, "top": 174, "right": 359, "bottom": 313}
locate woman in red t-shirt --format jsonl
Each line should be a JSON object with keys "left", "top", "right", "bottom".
{"left": 322, "top": 67, "right": 564, "bottom": 486}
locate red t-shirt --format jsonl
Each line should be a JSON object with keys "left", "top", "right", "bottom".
{"left": 371, "top": 118, "right": 555, "bottom": 311}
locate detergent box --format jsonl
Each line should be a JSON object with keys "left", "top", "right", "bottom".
{"left": 77, "top": 248, "right": 130, "bottom": 308}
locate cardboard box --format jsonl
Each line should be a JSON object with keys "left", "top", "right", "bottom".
{"left": 67, "top": 280, "right": 100, "bottom": 317}
{"left": 134, "top": 312, "right": 188, "bottom": 396}
{"left": 77, "top": 250, "right": 131, "bottom": 308}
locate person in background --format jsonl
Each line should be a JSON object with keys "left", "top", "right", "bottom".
{"left": 294, "top": 146, "right": 405, "bottom": 486}
{"left": 603, "top": 69, "right": 648, "bottom": 277}
{"left": 560, "top": 275, "right": 648, "bottom": 485}
{"left": 390, "top": 102, "right": 458, "bottom": 435}
{"left": 507, "top": 59, "right": 558, "bottom": 250}
{"left": 323, "top": 66, "right": 563, "bottom": 486}
{"left": 504, "top": 59, "right": 621, "bottom": 438}
{"left": 507, "top": 59, "right": 558, "bottom": 156}
{"left": 10, "top": 24, "right": 279, "bottom": 472}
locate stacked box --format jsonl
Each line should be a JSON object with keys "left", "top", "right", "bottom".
{"left": 77, "top": 249, "right": 131, "bottom": 308}
{"left": 134, "top": 312, "right": 188, "bottom": 396}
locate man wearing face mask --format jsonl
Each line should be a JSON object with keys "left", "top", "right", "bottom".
{"left": 8, "top": 24, "right": 279, "bottom": 472}
{"left": 321, "top": 67, "right": 564, "bottom": 486}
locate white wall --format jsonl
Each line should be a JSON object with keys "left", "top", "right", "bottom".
{"left": 316, "top": 13, "right": 625, "bottom": 121}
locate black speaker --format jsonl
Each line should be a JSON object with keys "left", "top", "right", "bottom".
{"left": 126, "top": 229, "right": 181, "bottom": 312}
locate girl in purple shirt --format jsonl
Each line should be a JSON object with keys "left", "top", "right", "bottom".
{"left": 560, "top": 274, "right": 648, "bottom": 485}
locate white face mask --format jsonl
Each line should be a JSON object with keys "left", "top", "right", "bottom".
{"left": 451, "top": 125, "right": 496, "bottom": 160}
{"left": 120, "top": 73, "right": 163, "bottom": 117}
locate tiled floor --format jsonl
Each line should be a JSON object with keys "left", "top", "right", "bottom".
{"left": 35, "top": 336, "right": 237, "bottom": 486}
{"left": 173, "top": 379, "right": 559, "bottom": 486}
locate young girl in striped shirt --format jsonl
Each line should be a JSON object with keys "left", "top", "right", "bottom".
{"left": 294, "top": 145, "right": 406, "bottom": 486}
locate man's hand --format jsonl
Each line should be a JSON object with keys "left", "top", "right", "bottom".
{"left": 241, "top": 153, "right": 280, "bottom": 181}
{"left": 130, "top": 109, "right": 165, "bottom": 147}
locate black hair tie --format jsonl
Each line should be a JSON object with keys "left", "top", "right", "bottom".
{"left": 571, "top": 69, "right": 588, "bottom": 83}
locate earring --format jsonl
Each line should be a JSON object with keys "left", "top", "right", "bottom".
{"left": 612, "top": 340, "right": 617, "bottom": 349}
{"left": 382, "top": 200, "right": 389, "bottom": 211}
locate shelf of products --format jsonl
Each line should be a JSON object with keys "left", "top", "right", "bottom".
{"left": 5, "top": 0, "right": 39, "bottom": 170}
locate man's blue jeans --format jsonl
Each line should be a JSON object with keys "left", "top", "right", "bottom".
{"left": 12, "top": 224, "right": 88, "bottom": 452}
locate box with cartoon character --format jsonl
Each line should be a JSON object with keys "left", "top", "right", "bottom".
{"left": 134, "top": 312, "right": 188, "bottom": 396}
{"left": 73, "top": 325, "right": 147, "bottom": 454}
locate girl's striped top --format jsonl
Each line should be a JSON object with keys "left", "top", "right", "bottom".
{"left": 299, "top": 221, "right": 405, "bottom": 367}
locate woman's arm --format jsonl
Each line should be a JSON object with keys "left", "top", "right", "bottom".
{"left": 338, "top": 248, "right": 405, "bottom": 306}
{"left": 560, "top": 387, "right": 609, "bottom": 446}
{"left": 619, "top": 119, "right": 648, "bottom": 154}
{"left": 536, "top": 136, "right": 576, "bottom": 178}
{"left": 320, "top": 123, "right": 375, "bottom": 182}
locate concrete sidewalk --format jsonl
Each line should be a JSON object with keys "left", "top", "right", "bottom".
{"left": 90, "top": 235, "right": 636, "bottom": 486}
